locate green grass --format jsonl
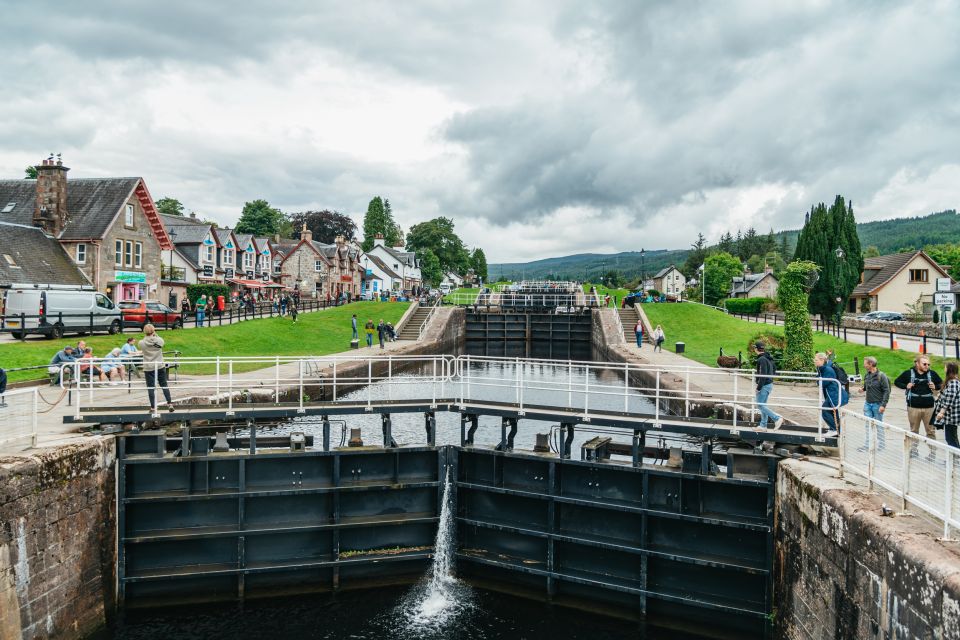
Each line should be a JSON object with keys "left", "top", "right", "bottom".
{"left": 583, "top": 282, "right": 631, "bottom": 304}
{"left": 641, "top": 302, "right": 942, "bottom": 375}
{"left": 0, "top": 301, "right": 410, "bottom": 383}
{"left": 449, "top": 287, "right": 480, "bottom": 301}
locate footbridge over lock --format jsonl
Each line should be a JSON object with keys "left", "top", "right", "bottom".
{"left": 46, "top": 352, "right": 843, "bottom": 639}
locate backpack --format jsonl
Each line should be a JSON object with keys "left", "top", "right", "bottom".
{"left": 832, "top": 362, "right": 849, "bottom": 387}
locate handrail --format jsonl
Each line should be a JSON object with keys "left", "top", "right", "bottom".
{"left": 0, "top": 387, "right": 39, "bottom": 449}
{"left": 418, "top": 297, "right": 442, "bottom": 339}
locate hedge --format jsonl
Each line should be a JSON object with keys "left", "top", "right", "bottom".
{"left": 723, "top": 297, "right": 773, "bottom": 314}
{"left": 185, "top": 283, "right": 231, "bottom": 305}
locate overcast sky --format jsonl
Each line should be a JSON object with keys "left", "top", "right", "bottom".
{"left": 3, "top": 1, "right": 959, "bottom": 262}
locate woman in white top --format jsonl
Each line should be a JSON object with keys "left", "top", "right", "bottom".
{"left": 653, "top": 325, "right": 666, "bottom": 352}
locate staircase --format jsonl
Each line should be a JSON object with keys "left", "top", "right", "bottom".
{"left": 398, "top": 305, "right": 434, "bottom": 340}
{"left": 617, "top": 306, "right": 642, "bottom": 344}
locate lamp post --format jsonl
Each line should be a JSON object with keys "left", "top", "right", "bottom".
{"left": 167, "top": 228, "right": 177, "bottom": 307}
{"left": 640, "top": 248, "right": 645, "bottom": 291}
{"left": 699, "top": 263, "right": 706, "bottom": 305}
{"left": 834, "top": 246, "right": 846, "bottom": 328}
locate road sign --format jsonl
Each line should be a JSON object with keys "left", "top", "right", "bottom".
{"left": 934, "top": 292, "right": 953, "bottom": 305}
{"left": 938, "top": 277, "right": 952, "bottom": 292}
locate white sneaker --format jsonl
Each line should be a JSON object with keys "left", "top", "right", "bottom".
{"left": 824, "top": 429, "right": 839, "bottom": 438}
{"left": 774, "top": 417, "right": 785, "bottom": 430}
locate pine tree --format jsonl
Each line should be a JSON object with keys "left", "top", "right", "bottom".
{"left": 470, "top": 247, "right": 488, "bottom": 281}
{"left": 778, "top": 235, "right": 791, "bottom": 263}
{"left": 793, "top": 196, "right": 862, "bottom": 319}
{"left": 718, "top": 232, "right": 735, "bottom": 254}
{"left": 361, "top": 197, "right": 401, "bottom": 250}
{"left": 683, "top": 233, "right": 708, "bottom": 278}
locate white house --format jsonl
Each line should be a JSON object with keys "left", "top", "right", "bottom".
{"left": 651, "top": 265, "right": 686, "bottom": 298}
{"left": 367, "top": 234, "right": 422, "bottom": 291}
{"left": 364, "top": 253, "right": 404, "bottom": 298}
{"left": 442, "top": 271, "right": 464, "bottom": 288}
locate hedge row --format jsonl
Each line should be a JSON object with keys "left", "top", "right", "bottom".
{"left": 723, "top": 297, "right": 775, "bottom": 314}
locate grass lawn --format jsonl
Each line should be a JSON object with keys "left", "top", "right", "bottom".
{"left": 0, "top": 301, "right": 410, "bottom": 383}
{"left": 583, "top": 283, "right": 631, "bottom": 304}
{"left": 641, "top": 302, "right": 943, "bottom": 375}
{"left": 449, "top": 287, "right": 480, "bottom": 301}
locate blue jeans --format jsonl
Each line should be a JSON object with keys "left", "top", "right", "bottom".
{"left": 756, "top": 383, "right": 781, "bottom": 427}
{"left": 822, "top": 404, "right": 838, "bottom": 431}
{"left": 366, "top": 333, "right": 373, "bottom": 347}
{"left": 635, "top": 331, "right": 642, "bottom": 347}
{"left": 196, "top": 310, "right": 205, "bottom": 327}
{"left": 862, "top": 402, "right": 886, "bottom": 449}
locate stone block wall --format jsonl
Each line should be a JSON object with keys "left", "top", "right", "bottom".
{"left": 775, "top": 459, "right": 960, "bottom": 640}
{"left": 0, "top": 438, "right": 116, "bottom": 640}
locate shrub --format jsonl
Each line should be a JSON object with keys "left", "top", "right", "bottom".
{"left": 186, "top": 283, "right": 231, "bottom": 305}
{"left": 953, "top": 309, "right": 960, "bottom": 325}
{"left": 723, "top": 297, "right": 773, "bottom": 314}
{"left": 746, "top": 331, "right": 786, "bottom": 370}
{"left": 778, "top": 261, "right": 818, "bottom": 372}
{"left": 933, "top": 309, "right": 941, "bottom": 324}
{"left": 647, "top": 289, "right": 661, "bottom": 298}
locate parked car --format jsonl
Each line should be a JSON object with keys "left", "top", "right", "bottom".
{"left": 2, "top": 285, "right": 122, "bottom": 339}
{"left": 119, "top": 300, "right": 183, "bottom": 329}
{"left": 857, "top": 311, "right": 904, "bottom": 322}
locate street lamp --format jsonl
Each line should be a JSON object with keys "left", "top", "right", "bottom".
{"left": 698, "top": 263, "right": 706, "bottom": 305}
{"left": 167, "top": 228, "right": 177, "bottom": 307}
{"left": 834, "top": 246, "right": 846, "bottom": 327}
{"left": 640, "top": 248, "right": 645, "bottom": 290}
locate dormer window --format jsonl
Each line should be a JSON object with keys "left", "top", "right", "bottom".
{"left": 125, "top": 203, "right": 135, "bottom": 227}
{"left": 76, "top": 243, "right": 86, "bottom": 264}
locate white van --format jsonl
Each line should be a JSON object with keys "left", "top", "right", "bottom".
{"left": 2, "top": 285, "right": 122, "bottom": 339}
{"left": 439, "top": 283, "right": 452, "bottom": 295}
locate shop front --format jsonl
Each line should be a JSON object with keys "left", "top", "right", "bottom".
{"left": 112, "top": 270, "right": 148, "bottom": 302}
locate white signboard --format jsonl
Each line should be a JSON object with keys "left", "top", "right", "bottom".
{"left": 937, "top": 277, "right": 952, "bottom": 292}
{"left": 934, "top": 292, "right": 953, "bottom": 305}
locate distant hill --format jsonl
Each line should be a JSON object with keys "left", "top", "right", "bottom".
{"left": 489, "top": 209, "right": 959, "bottom": 281}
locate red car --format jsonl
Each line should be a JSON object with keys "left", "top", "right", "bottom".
{"left": 119, "top": 300, "right": 183, "bottom": 330}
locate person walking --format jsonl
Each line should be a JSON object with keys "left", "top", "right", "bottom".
{"left": 754, "top": 342, "right": 784, "bottom": 429}
{"left": 652, "top": 325, "right": 666, "bottom": 353}
{"left": 196, "top": 294, "right": 207, "bottom": 327}
{"left": 365, "top": 319, "right": 375, "bottom": 347}
{"left": 139, "top": 324, "right": 175, "bottom": 413}
{"left": 894, "top": 354, "right": 942, "bottom": 457}
{"left": 814, "top": 352, "right": 842, "bottom": 435}
{"left": 935, "top": 362, "right": 960, "bottom": 450}
{"left": 352, "top": 314, "right": 358, "bottom": 341}
{"left": 858, "top": 356, "right": 890, "bottom": 451}
{"left": 289, "top": 299, "right": 298, "bottom": 323}
{"left": 377, "top": 319, "right": 386, "bottom": 349}
{"left": 634, "top": 320, "right": 643, "bottom": 348}
{"left": 280, "top": 294, "right": 288, "bottom": 316}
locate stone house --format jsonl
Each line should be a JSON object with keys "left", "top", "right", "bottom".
{"left": 159, "top": 214, "right": 226, "bottom": 307}
{"left": 315, "top": 236, "right": 363, "bottom": 299}
{"left": 729, "top": 269, "right": 779, "bottom": 299}
{"left": 0, "top": 157, "right": 172, "bottom": 302}
{"left": 651, "top": 265, "right": 686, "bottom": 298}
{"left": 276, "top": 227, "right": 331, "bottom": 297}
{"left": 849, "top": 250, "right": 950, "bottom": 314}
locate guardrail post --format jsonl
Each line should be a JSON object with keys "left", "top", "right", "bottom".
{"left": 864, "top": 328, "right": 869, "bottom": 346}
{"left": 228, "top": 360, "right": 234, "bottom": 413}
{"left": 732, "top": 373, "right": 738, "bottom": 430}
{"left": 332, "top": 360, "right": 337, "bottom": 402}
{"left": 367, "top": 360, "right": 373, "bottom": 409}
{"left": 32, "top": 389, "right": 38, "bottom": 448}
{"left": 299, "top": 361, "right": 305, "bottom": 411}
{"left": 901, "top": 434, "right": 911, "bottom": 511}
{"left": 388, "top": 356, "right": 393, "bottom": 402}
{"left": 584, "top": 366, "right": 590, "bottom": 418}
{"left": 274, "top": 355, "right": 280, "bottom": 404}
{"left": 890, "top": 331, "right": 895, "bottom": 349}
{"left": 945, "top": 450, "right": 954, "bottom": 539}
{"left": 867, "top": 418, "right": 876, "bottom": 489}
{"left": 623, "top": 362, "right": 629, "bottom": 413}
{"left": 654, "top": 370, "right": 660, "bottom": 425}
{"left": 515, "top": 357, "right": 521, "bottom": 408}
{"left": 843, "top": 327, "right": 847, "bottom": 342}
{"left": 567, "top": 360, "right": 573, "bottom": 408}
{"left": 215, "top": 356, "right": 221, "bottom": 404}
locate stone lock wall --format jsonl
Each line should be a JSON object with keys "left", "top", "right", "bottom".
{"left": 775, "top": 459, "right": 960, "bottom": 640}
{"left": 0, "top": 439, "right": 116, "bottom": 640}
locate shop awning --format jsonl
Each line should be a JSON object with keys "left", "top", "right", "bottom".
{"left": 228, "top": 278, "right": 266, "bottom": 289}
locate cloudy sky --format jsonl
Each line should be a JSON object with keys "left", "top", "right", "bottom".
{"left": 3, "top": 1, "right": 959, "bottom": 262}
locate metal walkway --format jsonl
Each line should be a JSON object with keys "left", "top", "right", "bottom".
{"left": 58, "top": 354, "right": 839, "bottom": 447}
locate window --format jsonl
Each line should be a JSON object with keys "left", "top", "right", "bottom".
{"left": 1, "top": 202, "right": 15, "bottom": 213}
{"left": 315, "top": 260, "right": 323, "bottom": 272}
{"left": 909, "top": 269, "right": 929, "bottom": 283}
{"left": 135, "top": 242, "right": 142, "bottom": 268}
{"left": 76, "top": 243, "right": 86, "bottom": 264}
{"left": 125, "top": 203, "right": 134, "bottom": 227}
{"left": 115, "top": 240, "right": 122, "bottom": 266}
{"left": 3, "top": 254, "right": 18, "bottom": 267}
{"left": 95, "top": 294, "right": 114, "bottom": 310}
{"left": 205, "top": 245, "right": 214, "bottom": 263}
{"left": 222, "top": 249, "right": 233, "bottom": 265}
{"left": 125, "top": 241, "right": 133, "bottom": 267}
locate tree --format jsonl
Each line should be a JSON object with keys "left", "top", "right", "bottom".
{"left": 778, "top": 261, "right": 818, "bottom": 371}
{"left": 156, "top": 197, "right": 185, "bottom": 217}
{"left": 236, "top": 199, "right": 284, "bottom": 236}
{"left": 361, "top": 196, "right": 401, "bottom": 250}
{"left": 717, "top": 232, "right": 735, "bottom": 255}
{"left": 683, "top": 233, "right": 708, "bottom": 278}
{"left": 778, "top": 235, "right": 792, "bottom": 263}
{"left": 288, "top": 210, "right": 358, "bottom": 244}
{"left": 924, "top": 243, "right": 960, "bottom": 279}
{"left": 793, "top": 195, "right": 863, "bottom": 319}
{"left": 418, "top": 248, "right": 443, "bottom": 286}
{"left": 863, "top": 245, "right": 881, "bottom": 259}
{"left": 405, "top": 217, "right": 470, "bottom": 274}
{"left": 24, "top": 166, "right": 37, "bottom": 179}
{"left": 470, "top": 247, "right": 488, "bottom": 281}
{"left": 703, "top": 252, "right": 743, "bottom": 306}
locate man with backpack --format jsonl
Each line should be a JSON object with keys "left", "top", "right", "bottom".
{"left": 754, "top": 342, "right": 784, "bottom": 429}
{"left": 894, "top": 355, "right": 942, "bottom": 448}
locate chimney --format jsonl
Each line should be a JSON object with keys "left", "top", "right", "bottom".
{"left": 335, "top": 234, "right": 345, "bottom": 246}
{"left": 190, "top": 212, "right": 197, "bottom": 219}
{"left": 374, "top": 233, "right": 384, "bottom": 248}
{"left": 33, "top": 157, "right": 69, "bottom": 236}
{"left": 300, "top": 222, "right": 312, "bottom": 243}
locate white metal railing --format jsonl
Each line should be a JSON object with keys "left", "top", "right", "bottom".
{"left": 445, "top": 292, "right": 595, "bottom": 308}
{"left": 418, "top": 297, "right": 442, "bottom": 339}
{"left": 61, "top": 355, "right": 456, "bottom": 418}
{"left": 0, "top": 387, "right": 39, "bottom": 450}
{"left": 58, "top": 353, "right": 844, "bottom": 436}
{"left": 840, "top": 409, "right": 960, "bottom": 537}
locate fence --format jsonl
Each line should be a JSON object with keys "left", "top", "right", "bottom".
{"left": 840, "top": 408, "right": 960, "bottom": 537}
{"left": 0, "top": 387, "right": 39, "bottom": 450}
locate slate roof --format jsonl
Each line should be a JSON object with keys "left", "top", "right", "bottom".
{"left": 653, "top": 265, "right": 679, "bottom": 279}
{"left": 235, "top": 233, "right": 255, "bottom": 250}
{"left": 851, "top": 251, "right": 948, "bottom": 296}
{"left": 0, "top": 177, "right": 140, "bottom": 240}
{"left": 730, "top": 272, "right": 776, "bottom": 296}
{"left": 214, "top": 228, "right": 237, "bottom": 247}
{"left": 367, "top": 254, "right": 402, "bottom": 280}
{"left": 379, "top": 245, "right": 417, "bottom": 267}
{"left": 0, "top": 222, "right": 90, "bottom": 287}
{"left": 160, "top": 214, "right": 213, "bottom": 244}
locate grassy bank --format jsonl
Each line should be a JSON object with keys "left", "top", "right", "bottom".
{"left": 449, "top": 287, "right": 480, "bottom": 301}
{"left": 641, "top": 302, "right": 942, "bottom": 375}
{"left": 583, "top": 283, "right": 631, "bottom": 304}
{"left": 0, "top": 301, "right": 410, "bottom": 382}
